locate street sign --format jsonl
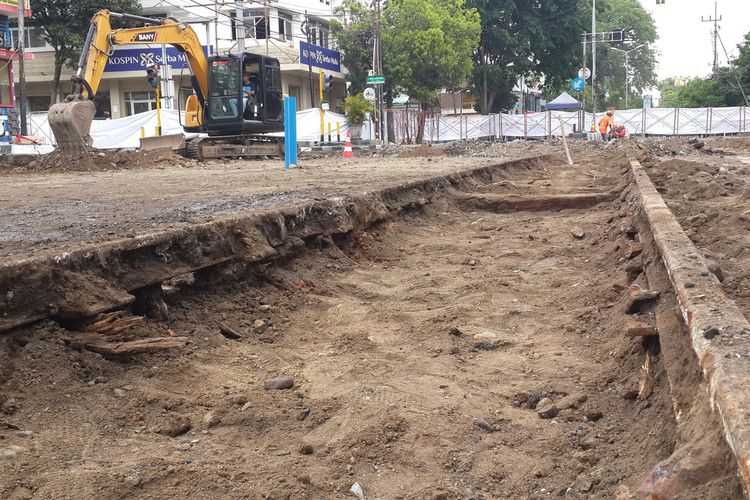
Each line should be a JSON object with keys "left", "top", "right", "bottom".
{"left": 363, "top": 87, "right": 376, "bottom": 101}
{"left": 571, "top": 77, "right": 586, "bottom": 92}
{"left": 367, "top": 75, "right": 385, "bottom": 85}
{"left": 578, "top": 67, "right": 591, "bottom": 80}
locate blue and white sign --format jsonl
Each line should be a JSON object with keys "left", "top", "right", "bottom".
{"left": 571, "top": 77, "right": 586, "bottom": 92}
{"left": 105, "top": 45, "right": 211, "bottom": 73}
{"left": 299, "top": 41, "right": 341, "bottom": 72}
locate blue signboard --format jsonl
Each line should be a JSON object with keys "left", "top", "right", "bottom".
{"left": 299, "top": 41, "right": 341, "bottom": 72}
{"left": 105, "top": 45, "right": 211, "bottom": 72}
{"left": 571, "top": 77, "right": 586, "bottom": 92}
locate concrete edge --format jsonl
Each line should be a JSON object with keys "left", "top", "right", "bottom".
{"left": 0, "top": 154, "right": 557, "bottom": 333}
{"left": 629, "top": 158, "right": 750, "bottom": 491}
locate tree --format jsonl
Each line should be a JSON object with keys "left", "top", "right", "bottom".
{"left": 467, "top": 0, "right": 586, "bottom": 114}
{"left": 589, "top": 0, "right": 658, "bottom": 110}
{"left": 330, "top": 1, "right": 374, "bottom": 95}
{"left": 30, "top": 0, "right": 141, "bottom": 103}
{"left": 382, "top": 0, "right": 480, "bottom": 141}
{"left": 656, "top": 30, "right": 750, "bottom": 108}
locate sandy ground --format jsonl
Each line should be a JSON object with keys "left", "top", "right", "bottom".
{"left": 0, "top": 155, "right": 704, "bottom": 499}
{"left": 0, "top": 140, "right": 606, "bottom": 261}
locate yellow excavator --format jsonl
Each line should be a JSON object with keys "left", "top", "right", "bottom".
{"left": 48, "top": 10, "right": 285, "bottom": 159}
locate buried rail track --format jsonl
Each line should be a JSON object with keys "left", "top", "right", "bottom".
{"left": 0, "top": 150, "right": 747, "bottom": 498}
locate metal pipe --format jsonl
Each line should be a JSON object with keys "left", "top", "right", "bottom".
{"left": 75, "top": 24, "right": 96, "bottom": 76}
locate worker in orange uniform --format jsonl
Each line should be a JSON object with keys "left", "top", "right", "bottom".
{"left": 598, "top": 109, "right": 615, "bottom": 140}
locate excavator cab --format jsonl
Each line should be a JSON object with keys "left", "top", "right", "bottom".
{"left": 205, "top": 53, "right": 284, "bottom": 136}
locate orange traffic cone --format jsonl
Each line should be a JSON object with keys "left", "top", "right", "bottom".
{"left": 343, "top": 130, "right": 353, "bottom": 159}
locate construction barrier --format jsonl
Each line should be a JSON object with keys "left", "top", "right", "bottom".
{"left": 27, "top": 108, "right": 362, "bottom": 150}
{"left": 386, "top": 106, "right": 750, "bottom": 143}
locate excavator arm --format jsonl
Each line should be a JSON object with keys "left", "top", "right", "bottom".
{"left": 48, "top": 10, "right": 209, "bottom": 150}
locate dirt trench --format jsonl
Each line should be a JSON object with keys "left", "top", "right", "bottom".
{"left": 0, "top": 154, "right": 742, "bottom": 499}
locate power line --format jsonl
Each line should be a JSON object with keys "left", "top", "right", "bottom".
{"left": 716, "top": 30, "right": 749, "bottom": 106}
{"left": 701, "top": 1, "right": 722, "bottom": 72}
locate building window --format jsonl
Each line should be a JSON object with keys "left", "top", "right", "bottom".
{"left": 252, "top": 15, "right": 268, "bottom": 39}
{"left": 124, "top": 91, "right": 156, "bottom": 116}
{"left": 231, "top": 12, "right": 269, "bottom": 40}
{"left": 0, "top": 66, "right": 10, "bottom": 106}
{"left": 28, "top": 95, "right": 51, "bottom": 112}
{"left": 278, "top": 14, "right": 292, "bottom": 41}
{"left": 10, "top": 27, "right": 52, "bottom": 50}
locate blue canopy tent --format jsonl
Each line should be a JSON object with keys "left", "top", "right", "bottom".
{"left": 545, "top": 91, "right": 581, "bottom": 111}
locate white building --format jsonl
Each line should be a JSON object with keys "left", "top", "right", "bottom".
{"left": 15, "top": 0, "right": 346, "bottom": 119}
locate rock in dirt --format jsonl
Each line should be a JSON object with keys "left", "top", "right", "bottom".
{"left": 253, "top": 319, "right": 268, "bottom": 332}
{"left": 448, "top": 326, "right": 462, "bottom": 336}
{"left": 474, "top": 417, "right": 495, "bottom": 433}
{"left": 537, "top": 401, "right": 559, "bottom": 419}
{"left": 258, "top": 304, "right": 272, "bottom": 312}
{"left": 585, "top": 410, "right": 604, "bottom": 422}
{"left": 264, "top": 376, "right": 294, "bottom": 390}
{"left": 203, "top": 411, "right": 221, "bottom": 428}
{"left": 625, "top": 242, "right": 643, "bottom": 259}
{"left": 473, "top": 340, "right": 509, "bottom": 351}
{"left": 124, "top": 475, "right": 141, "bottom": 486}
{"left": 705, "top": 259, "right": 724, "bottom": 282}
{"left": 0, "top": 448, "right": 17, "bottom": 459}
{"left": 155, "top": 416, "right": 192, "bottom": 437}
{"left": 299, "top": 444, "right": 314, "bottom": 455}
{"left": 571, "top": 226, "right": 586, "bottom": 239}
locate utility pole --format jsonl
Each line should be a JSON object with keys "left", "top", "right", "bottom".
{"left": 611, "top": 44, "right": 644, "bottom": 109}
{"left": 235, "top": 0, "right": 245, "bottom": 52}
{"left": 373, "top": 0, "right": 383, "bottom": 142}
{"left": 701, "top": 1, "right": 722, "bottom": 72}
{"left": 17, "top": 0, "right": 27, "bottom": 135}
{"left": 591, "top": 0, "right": 596, "bottom": 130}
{"left": 263, "top": 0, "right": 271, "bottom": 55}
{"left": 303, "top": 11, "right": 315, "bottom": 109}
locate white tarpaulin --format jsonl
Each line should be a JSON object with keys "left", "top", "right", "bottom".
{"left": 28, "top": 108, "right": 357, "bottom": 150}
{"left": 389, "top": 106, "right": 750, "bottom": 143}
{"left": 25, "top": 105, "right": 750, "bottom": 150}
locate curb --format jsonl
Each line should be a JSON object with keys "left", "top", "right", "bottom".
{"left": 629, "top": 158, "right": 750, "bottom": 490}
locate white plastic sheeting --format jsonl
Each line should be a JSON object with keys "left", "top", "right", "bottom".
{"left": 26, "top": 105, "right": 749, "bottom": 150}
{"left": 28, "top": 108, "right": 355, "bottom": 150}
{"left": 393, "top": 106, "right": 750, "bottom": 143}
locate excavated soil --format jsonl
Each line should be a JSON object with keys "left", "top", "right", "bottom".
{"left": 641, "top": 138, "right": 750, "bottom": 321}
{"left": 1, "top": 153, "right": 740, "bottom": 499}
{"left": 0, "top": 149, "right": 197, "bottom": 173}
{"left": 0, "top": 142, "right": 745, "bottom": 499}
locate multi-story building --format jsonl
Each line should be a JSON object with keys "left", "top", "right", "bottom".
{"left": 15, "top": 0, "right": 345, "bottom": 119}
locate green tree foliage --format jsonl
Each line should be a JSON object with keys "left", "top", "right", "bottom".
{"left": 382, "top": 0, "right": 480, "bottom": 103}
{"left": 330, "top": 1, "right": 374, "bottom": 95}
{"left": 588, "top": 0, "right": 658, "bottom": 111}
{"left": 30, "top": 0, "right": 141, "bottom": 102}
{"left": 467, "top": 0, "right": 586, "bottom": 114}
{"left": 657, "top": 32, "right": 750, "bottom": 108}
{"left": 382, "top": 0, "right": 480, "bottom": 141}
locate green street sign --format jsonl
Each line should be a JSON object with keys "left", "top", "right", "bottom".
{"left": 367, "top": 75, "right": 386, "bottom": 84}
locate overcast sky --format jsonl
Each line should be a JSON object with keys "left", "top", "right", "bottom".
{"left": 636, "top": 0, "right": 750, "bottom": 79}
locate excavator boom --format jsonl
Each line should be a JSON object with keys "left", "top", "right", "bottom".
{"left": 48, "top": 10, "right": 208, "bottom": 151}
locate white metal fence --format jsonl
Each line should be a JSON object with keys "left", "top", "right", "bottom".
{"left": 387, "top": 107, "right": 750, "bottom": 143}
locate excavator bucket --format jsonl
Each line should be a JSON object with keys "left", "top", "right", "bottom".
{"left": 48, "top": 99, "right": 96, "bottom": 151}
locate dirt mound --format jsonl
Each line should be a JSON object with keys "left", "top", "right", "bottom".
{"left": 2, "top": 148, "right": 196, "bottom": 173}
{"left": 397, "top": 144, "right": 445, "bottom": 158}
{"left": 646, "top": 158, "right": 738, "bottom": 200}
